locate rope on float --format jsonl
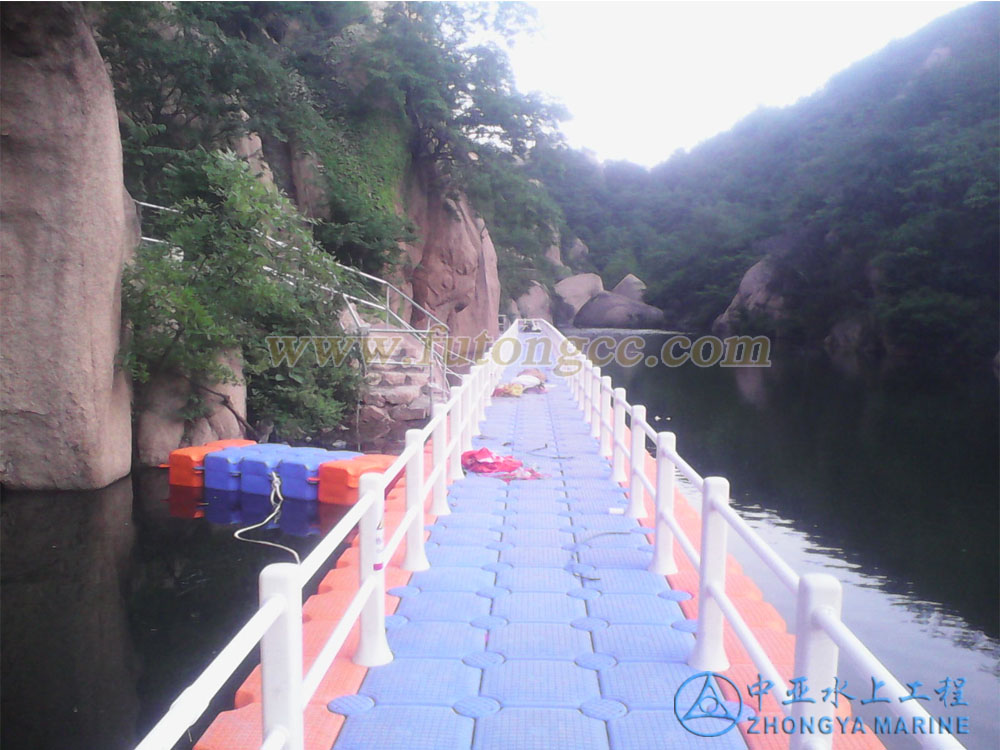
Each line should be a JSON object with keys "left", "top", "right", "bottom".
{"left": 233, "top": 471, "right": 301, "bottom": 564}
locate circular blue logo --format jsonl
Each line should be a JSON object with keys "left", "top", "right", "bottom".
{"left": 673, "top": 671, "right": 743, "bottom": 737}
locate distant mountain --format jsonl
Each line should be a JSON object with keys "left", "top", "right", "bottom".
{"left": 530, "top": 2, "right": 999, "bottom": 370}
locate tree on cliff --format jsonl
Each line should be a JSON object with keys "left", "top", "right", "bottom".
{"left": 528, "top": 2, "right": 999, "bottom": 370}
{"left": 337, "top": 2, "right": 570, "bottom": 296}
{"left": 97, "top": 1, "right": 572, "bottom": 439}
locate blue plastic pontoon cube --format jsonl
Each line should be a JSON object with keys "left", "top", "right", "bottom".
{"left": 276, "top": 449, "right": 362, "bottom": 501}
{"left": 239, "top": 444, "right": 292, "bottom": 495}
{"left": 203, "top": 445, "right": 270, "bottom": 491}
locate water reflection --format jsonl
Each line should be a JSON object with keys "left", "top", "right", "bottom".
{"left": 129, "top": 469, "right": 343, "bottom": 747}
{"left": 733, "top": 365, "right": 769, "bottom": 408}
{"left": 602, "top": 336, "right": 999, "bottom": 639}
{"left": 1, "top": 467, "right": 351, "bottom": 750}
{"left": 1, "top": 478, "right": 138, "bottom": 750}
{"left": 601, "top": 334, "right": 999, "bottom": 749}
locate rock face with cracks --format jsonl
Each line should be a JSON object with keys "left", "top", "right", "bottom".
{"left": 553, "top": 273, "right": 605, "bottom": 325}
{"left": 0, "top": 6, "right": 507, "bottom": 473}
{"left": 713, "top": 255, "right": 787, "bottom": 336}
{"left": 611, "top": 273, "right": 648, "bottom": 302}
{"left": 515, "top": 281, "right": 553, "bottom": 323}
{"left": 1, "top": 3, "right": 137, "bottom": 490}
{"left": 402, "top": 163, "right": 501, "bottom": 343}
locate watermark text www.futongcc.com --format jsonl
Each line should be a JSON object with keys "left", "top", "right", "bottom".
{"left": 264, "top": 330, "right": 771, "bottom": 375}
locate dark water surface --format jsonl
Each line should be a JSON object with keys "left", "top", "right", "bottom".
{"left": 593, "top": 331, "right": 1000, "bottom": 749}
{"left": 0, "top": 470, "right": 338, "bottom": 750}
{"left": 1, "top": 336, "right": 997, "bottom": 749}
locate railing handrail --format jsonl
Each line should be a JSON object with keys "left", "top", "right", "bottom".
{"left": 132, "top": 319, "right": 519, "bottom": 750}
{"left": 139, "top": 317, "right": 963, "bottom": 750}
{"left": 530, "top": 318, "right": 965, "bottom": 750}
{"left": 134, "top": 198, "right": 463, "bottom": 400}
{"left": 135, "top": 198, "right": 451, "bottom": 334}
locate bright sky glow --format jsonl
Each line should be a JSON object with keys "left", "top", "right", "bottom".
{"left": 506, "top": 1, "right": 971, "bottom": 167}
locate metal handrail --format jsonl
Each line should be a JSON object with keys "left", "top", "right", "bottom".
{"left": 135, "top": 198, "right": 464, "bottom": 401}
{"left": 331, "top": 261, "right": 448, "bottom": 332}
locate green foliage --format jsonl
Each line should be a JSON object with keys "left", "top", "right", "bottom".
{"left": 312, "top": 1, "right": 571, "bottom": 299}
{"left": 310, "top": 111, "right": 416, "bottom": 274}
{"left": 459, "top": 146, "right": 566, "bottom": 298}
{"left": 98, "top": 1, "right": 573, "bottom": 438}
{"left": 340, "top": 3, "right": 564, "bottom": 165}
{"left": 122, "top": 150, "right": 360, "bottom": 439}
{"left": 529, "top": 3, "right": 999, "bottom": 367}
{"left": 98, "top": 1, "right": 414, "bottom": 273}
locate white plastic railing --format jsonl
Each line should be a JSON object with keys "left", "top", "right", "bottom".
{"left": 141, "top": 316, "right": 965, "bottom": 750}
{"left": 134, "top": 319, "right": 517, "bottom": 750}
{"left": 531, "top": 319, "right": 965, "bottom": 750}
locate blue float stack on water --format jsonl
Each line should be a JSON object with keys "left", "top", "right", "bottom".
{"left": 240, "top": 445, "right": 291, "bottom": 495}
{"left": 196, "top": 443, "right": 363, "bottom": 533}
{"left": 204, "top": 445, "right": 273, "bottom": 491}
{"left": 166, "top": 441, "right": 370, "bottom": 535}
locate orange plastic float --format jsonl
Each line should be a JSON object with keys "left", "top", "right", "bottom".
{"left": 317, "top": 454, "right": 400, "bottom": 505}
{"left": 168, "top": 439, "right": 256, "bottom": 487}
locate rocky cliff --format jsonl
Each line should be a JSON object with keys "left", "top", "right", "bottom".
{"left": 1, "top": 3, "right": 507, "bottom": 479}
{"left": 1, "top": 3, "right": 136, "bottom": 490}
{"left": 712, "top": 255, "right": 787, "bottom": 336}
{"left": 403, "top": 163, "right": 501, "bottom": 342}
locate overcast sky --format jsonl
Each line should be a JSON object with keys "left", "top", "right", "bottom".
{"left": 505, "top": 1, "right": 970, "bottom": 167}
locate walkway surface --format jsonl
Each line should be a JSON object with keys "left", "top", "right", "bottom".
{"left": 196, "top": 337, "right": 886, "bottom": 750}
{"left": 325, "top": 356, "right": 749, "bottom": 750}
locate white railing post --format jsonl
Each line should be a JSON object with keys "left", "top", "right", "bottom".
{"left": 403, "top": 429, "right": 431, "bottom": 571}
{"left": 259, "top": 563, "right": 304, "bottom": 750}
{"left": 431, "top": 403, "right": 449, "bottom": 515}
{"left": 468, "top": 366, "right": 479, "bottom": 422}
{"left": 626, "top": 404, "right": 648, "bottom": 518}
{"left": 568, "top": 354, "right": 577, "bottom": 401}
{"left": 789, "top": 575, "right": 842, "bottom": 750}
{"left": 688, "top": 476, "right": 730, "bottom": 672}
{"left": 475, "top": 365, "right": 487, "bottom": 423}
{"left": 590, "top": 366, "right": 602, "bottom": 437}
{"left": 461, "top": 375, "right": 474, "bottom": 451}
{"left": 600, "top": 376, "right": 613, "bottom": 458}
{"left": 581, "top": 361, "right": 592, "bottom": 423}
{"left": 481, "top": 360, "right": 490, "bottom": 398}
{"left": 493, "top": 354, "right": 502, "bottom": 390}
{"left": 449, "top": 391, "right": 463, "bottom": 480}
{"left": 355, "top": 473, "right": 393, "bottom": 666}
{"left": 569, "top": 347, "right": 582, "bottom": 404}
{"left": 649, "top": 432, "right": 677, "bottom": 574}
{"left": 612, "top": 387, "right": 627, "bottom": 483}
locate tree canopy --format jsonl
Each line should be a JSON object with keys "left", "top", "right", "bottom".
{"left": 528, "top": 2, "right": 998, "bottom": 369}
{"left": 97, "top": 1, "right": 567, "bottom": 437}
